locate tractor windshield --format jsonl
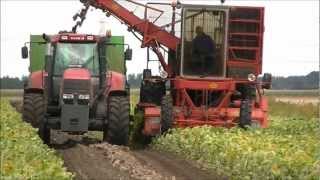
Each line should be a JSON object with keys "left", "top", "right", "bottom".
{"left": 54, "top": 43, "right": 99, "bottom": 76}
{"left": 181, "top": 8, "right": 227, "bottom": 78}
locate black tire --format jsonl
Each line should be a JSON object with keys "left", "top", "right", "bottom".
{"left": 104, "top": 96, "right": 130, "bottom": 145}
{"left": 160, "top": 95, "right": 173, "bottom": 133}
{"left": 38, "top": 118, "right": 50, "bottom": 145}
{"left": 239, "top": 100, "right": 252, "bottom": 128}
{"left": 23, "top": 93, "right": 45, "bottom": 128}
{"left": 238, "top": 84, "right": 255, "bottom": 100}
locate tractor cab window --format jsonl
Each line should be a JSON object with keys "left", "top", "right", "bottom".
{"left": 181, "top": 8, "right": 227, "bottom": 77}
{"left": 54, "top": 43, "right": 99, "bottom": 76}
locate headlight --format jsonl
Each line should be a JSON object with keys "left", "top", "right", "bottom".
{"left": 63, "top": 93, "right": 74, "bottom": 99}
{"left": 248, "top": 73, "right": 256, "bottom": 82}
{"left": 78, "top": 94, "right": 90, "bottom": 100}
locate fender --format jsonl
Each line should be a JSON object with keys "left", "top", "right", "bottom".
{"left": 24, "top": 70, "right": 47, "bottom": 93}
{"left": 106, "top": 71, "right": 127, "bottom": 96}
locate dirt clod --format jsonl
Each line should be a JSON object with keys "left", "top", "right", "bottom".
{"left": 92, "top": 143, "right": 164, "bottom": 180}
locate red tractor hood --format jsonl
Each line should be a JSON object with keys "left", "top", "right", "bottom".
{"left": 61, "top": 68, "right": 92, "bottom": 99}
{"left": 63, "top": 68, "right": 91, "bottom": 80}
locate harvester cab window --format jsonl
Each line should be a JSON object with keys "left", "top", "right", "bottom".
{"left": 54, "top": 43, "right": 99, "bottom": 76}
{"left": 181, "top": 8, "right": 227, "bottom": 78}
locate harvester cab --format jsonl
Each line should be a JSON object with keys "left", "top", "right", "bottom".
{"left": 21, "top": 32, "right": 132, "bottom": 145}
{"left": 181, "top": 6, "right": 228, "bottom": 78}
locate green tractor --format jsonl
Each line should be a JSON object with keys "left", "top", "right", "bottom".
{"left": 21, "top": 33, "right": 132, "bottom": 145}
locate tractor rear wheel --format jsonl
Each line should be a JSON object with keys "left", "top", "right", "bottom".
{"left": 104, "top": 96, "right": 130, "bottom": 145}
{"left": 23, "top": 93, "right": 45, "bottom": 128}
{"left": 160, "top": 95, "right": 173, "bottom": 133}
{"left": 239, "top": 100, "right": 252, "bottom": 128}
{"left": 38, "top": 118, "right": 50, "bottom": 145}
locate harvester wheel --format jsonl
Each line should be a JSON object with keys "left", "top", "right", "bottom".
{"left": 239, "top": 100, "right": 252, "bottom": 128}
{"left": 160, "top": 95, "right": 173, "bottom": 133}
{"left": 38, "top": 118, "right": 50, "bottom": 145}
{"left": 104, "top": 96, "right": 130, "bottom": 145}
{"left": 23, "top": 93, "right": 45, "bottom": 128}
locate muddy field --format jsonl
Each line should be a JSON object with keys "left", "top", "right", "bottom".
{"left": 7, "top": 97, "right": 218, "bottom": 180}
{"left": 50, "top": 131, "right": 219, "bottom": 180}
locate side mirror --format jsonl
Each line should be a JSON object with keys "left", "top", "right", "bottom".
{"left": 21, "top": 46, "right": 28, "bottom": 59}
{"left": 124, "top": 48, "right": 132, "bottom": 61}
{"left": 262, "top": 73, "right": 272, "bottom": 89}
{"left": 42, "top": 33, "right": 50, "bottom": 42}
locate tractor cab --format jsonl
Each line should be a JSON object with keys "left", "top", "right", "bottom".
{"left": 41, "top": 34, "right": 107, "bottom": 108}
{"left": 181, "top": 6, "right": 228, "bottom": 78}
{"left": 53, "top": 35, "right": 100, "bottom": 76}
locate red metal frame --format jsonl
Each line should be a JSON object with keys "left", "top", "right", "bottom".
{"left": 172, "top": 78, "right": 267, "bottom": 129}
{"left": 227, "top": 7, "right": 264, "bottom": 78}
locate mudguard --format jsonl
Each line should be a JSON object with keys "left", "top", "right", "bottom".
{"left": 106, "top": 71, "right": 127, "bottom": 95}
{"left": 24, "top": 70, "right": 46, "bottom": 93}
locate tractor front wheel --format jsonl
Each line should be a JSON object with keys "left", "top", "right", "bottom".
{"left": 104, "top": 96, "right": 130, "bottom": 145}
{"left": 160, "top": 95, "right": 173, "bottom": 134}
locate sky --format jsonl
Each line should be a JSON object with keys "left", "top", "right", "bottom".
{"left": 0, "top": 0, "right": 319, "bottom": 78}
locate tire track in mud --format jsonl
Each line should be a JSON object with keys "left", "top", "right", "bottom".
{"left": 10, "top": 99, "right": 221, "bottom": 180}
{"left": 51, "top": 131, "right": 133, "bottom": 180}
{"left": 51, "top": 131, "right": 221, "bottom": 180}
{"left": 132, "top": 149, "right": 222, "bottom": 180}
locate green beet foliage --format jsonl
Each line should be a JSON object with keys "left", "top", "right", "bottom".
{"left": 0, "top": 99, "right": 73, "bottom": 179}
{"left": 153, "top": 102, "right": 320, "bottom": 179}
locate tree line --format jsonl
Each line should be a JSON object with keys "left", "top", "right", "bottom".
{"left": 271, "top": 71, "right": 318, "bottom": 90}
{"left": 0, "top": 76, "right": 27, "bottom": 89}
{"left": 1, "top": 71, "right": 318, "bottom": 89}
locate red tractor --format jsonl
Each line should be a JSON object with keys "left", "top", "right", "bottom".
{"left": 81, "top": 0, "right": 272, "bottom": 136}
{"left": 21, "top": 32, "right": 133, "bottom": 145}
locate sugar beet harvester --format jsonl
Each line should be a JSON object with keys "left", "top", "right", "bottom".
{"left": 80, "top": 0, "right": 272, "bottom": 136}
{"left": 21, "top": 33, "right": 133, "bottom": 145}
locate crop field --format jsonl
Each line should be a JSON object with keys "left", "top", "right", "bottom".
{"left": 131, "top": 89, "right": 320, "bottom": 179}
{"left": 0, "top": 99, "right": 73, "bottom": 179}
{"left": 153, "top": 117, "right": 319, "bottom": 179}
{"left": 0, "top": 89, "right": 319, "bottom": 179}
{"left": 152, "top": 94, "right": 319, "bottom": 179}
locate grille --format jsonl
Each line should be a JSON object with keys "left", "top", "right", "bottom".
{"left": 63, "top": 79, "right": 90, "bottom": 94}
